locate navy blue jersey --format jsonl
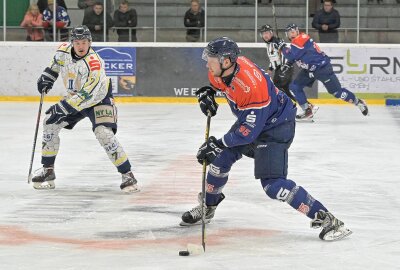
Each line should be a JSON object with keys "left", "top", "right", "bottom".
{"left": 208, "top": 56, "right": 296, "bottom": 148}
{"left": 281, "top": 32, "right": 330, "bottom": 72}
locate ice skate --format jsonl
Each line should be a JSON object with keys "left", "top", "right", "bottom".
{"left": 356, "top": 99, "right": 369, "bottom": 116}
{"left": 296, "top": 103, "right": 319, "bottom": 122}
{"left": 31, "top": 166, "right": 56, "bottom": 190}
{"left": 120, "top": 171, "right": 140, "bottom": 193}
{"left": 180, "top": 193, "right": 225, "bottom": 226}
{"left": 311, "top": 210, "right": 352, "bottom": 241}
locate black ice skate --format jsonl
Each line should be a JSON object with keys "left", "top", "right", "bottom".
{"left": 311, "top": 210, "right": 352, "bottom": 241}
{"left": 356, "top": 99, "right": 369, "bottom": 116}
{"left": 180, "top": 193, "right": 225, "bottom": 226}
{"left": 32, "top": 166, "right": 56, "bottom": 190}
{"left": 296, "top": 103, "right": 319, "bottom": 122}
{"left": 120, "top": 171, "right": 140, "bottom": 193}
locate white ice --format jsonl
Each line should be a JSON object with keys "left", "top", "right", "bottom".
{"left": 0, "top": 102, "right": 399, "bottom": 270}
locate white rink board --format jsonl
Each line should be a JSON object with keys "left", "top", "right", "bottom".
{"left": 0, "top": 103, "right": 399, "bottom": 270}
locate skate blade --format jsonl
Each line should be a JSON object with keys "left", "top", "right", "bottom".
{"left": 179, "top": 219, "right": 211, "bottom": 227}
{"left": 296, "top": 118, "right": 314, "bottom": 123}
{"left": 122, "top": 184, "right": 140, "bottom": 193}
{"left": 321, "top": 227, "right": 352, "bottom": 241}
{"left": 33, "top": 181, "right": 55, "bottom": 190}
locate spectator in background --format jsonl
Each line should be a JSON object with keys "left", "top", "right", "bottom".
{"left": 312, "top": 0, "right": 340, "bottom": 43}
{"left": 21, "top": 4, "right": 44, "bottom": 41}
{"left": 37, "top": 0, "right": 67, "bottom": 14}
{"left": 83, "top": 2, "right": 114, "bottom": 41}
{"left": 42, "top": 0, "right": 70, "bottom": 41}
{"left": 184, "top": 0, "right": 204, "bottom": 42}
{"left": 113, "top": 0, "right": 137, "bottom": 42}
{"left": 78, "top": 0, "right": 113, "bottom": 15}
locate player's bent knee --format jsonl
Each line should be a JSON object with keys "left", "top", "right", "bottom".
{"left": 261, "top": 178, "right": 296, "bottom": 201}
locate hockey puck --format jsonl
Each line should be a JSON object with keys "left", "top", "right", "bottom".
{"left": 179, "top": 250, "right": 190, "bottom": 256}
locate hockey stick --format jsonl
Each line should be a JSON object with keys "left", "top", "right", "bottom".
{"left": 271, "top": 0, "right": 279, "bottom": 38}
{"left": 27, "top": 91, "right": 45, "bottom": 184}
{"left": 201, "top": 112, "right": 212, "bottom": 252}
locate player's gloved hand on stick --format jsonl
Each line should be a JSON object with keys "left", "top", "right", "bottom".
{"left": 197, "top": 136, "right": 226, "bottom": 165}
{"left": 195, "top": 86, "right": 219, "bottom": 117}
{"left": 37, "top": 67, "right": 59, "bottom": 94}
{"left": 279, "top": 63, "right": 293, "bottom": 77}
{"left": 45, "top": 100, "right": 76, "bottom": 125}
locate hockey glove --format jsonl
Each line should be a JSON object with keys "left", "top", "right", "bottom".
{"left": 275, "top": 38, "right": 287, "bottom": 50}
{"left": 195, "top": 86, "right": 219, "bottom": 117}
{"left": 196, "top": 136, "right": 226, "bottom": 165}
{"left": 37, "top": 67, "right": 59, "bottom": 94}
{"left": 279, "top": 63, "right": 293, "bottom": 77}
{"left": 45, "top": 100, "right": 76, "bottom": 125}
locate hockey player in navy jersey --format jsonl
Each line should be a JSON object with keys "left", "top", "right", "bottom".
{"left": 32, "top": 25, "right": 139, "bottom": 193}
{"left": 277, "top": 23, "right": 369, "bottom": 121}
{"left": 180, "top": 37, "right": 352, "bottom": 241}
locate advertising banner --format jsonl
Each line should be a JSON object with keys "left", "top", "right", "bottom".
{"left": 94, "top": 46, "right": 137, "bottom": 96}
{"left": 319, "top": 47, "right": 400, "bottom": 97}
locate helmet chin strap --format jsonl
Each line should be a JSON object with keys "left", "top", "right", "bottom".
{"left": 218, "top": 60, "right": 235, "bottom": 77}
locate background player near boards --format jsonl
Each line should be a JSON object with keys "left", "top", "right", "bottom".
{"left": 276, "top": 23, "right": 369, "bottom": 121}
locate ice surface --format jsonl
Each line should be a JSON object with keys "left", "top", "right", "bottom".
{"left": 0, "top": 103, "right": 399, "bottom": 270}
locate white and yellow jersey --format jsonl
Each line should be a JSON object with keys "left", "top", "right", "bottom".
{"left": 49, "top": 42, "right": 111, "bottom": 112}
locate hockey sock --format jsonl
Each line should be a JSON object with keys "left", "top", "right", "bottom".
{"left": 333, "top": 88, "right": 357, "bottom": 104}
{"left": 261, "top": 178, "right": 328, "bottom": 219}
{"left": 94, "top": 125, "right": 131, "bottom": 173}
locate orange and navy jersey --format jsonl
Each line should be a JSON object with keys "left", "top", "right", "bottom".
{"left": 208, "top": 56, "right": 296, "bottom": 147}
{"left": 48, "top": 43, "right": 111, "bottom": 112}
{"left": 281, "top": 32, "right": 330, "bottom": 72}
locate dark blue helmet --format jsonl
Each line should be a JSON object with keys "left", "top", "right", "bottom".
{"left": 285, "top": 23, "right": 299, "bottom": 38}
{"left": 70, "top": 25, "right": 92, "bottom": 42}
{"left": 202, "top": 37, "right": 241, "bottom": 63}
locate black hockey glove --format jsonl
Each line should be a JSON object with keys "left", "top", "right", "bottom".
{"left": 196, "top": 136, "right": 226, "bottom": 165}
{"left": 275, "top": 38, "right": 287, "bottom": 50}
{"left": 279, "top": 63, "right": 293, "bottom": 77}
{"left": 45, "top": 100, "right": 76, "bottom": 125}
{"left": 37, "top": 67, "right": 59, "bottom": 94}
{"left": 195, "top": 86, "right": 219, "bottom": 117}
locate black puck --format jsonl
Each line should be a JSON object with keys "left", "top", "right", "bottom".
{"left": 179, "top": 250, "right": 190, "bottom": 256}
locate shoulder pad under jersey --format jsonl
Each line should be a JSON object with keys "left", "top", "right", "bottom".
{"left": 292, "top": 33, "right": 310, "bottom": 49}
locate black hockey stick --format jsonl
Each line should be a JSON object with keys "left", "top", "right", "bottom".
{"left": 28, "top": 91, "right": 45, "bottom": 183}
{"left": 201, "top": 112, "right": 212, "bottom": 252}
{"left": 271, "top": 0, "right": 279, "bottom": 38}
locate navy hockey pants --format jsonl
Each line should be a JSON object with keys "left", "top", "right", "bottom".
{"left": 290, "top": 64, "right": 356, "bottom": 106}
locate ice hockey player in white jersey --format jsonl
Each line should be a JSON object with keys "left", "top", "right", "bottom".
{"left": 32, "top": 25, "right": 139, "bottom": 193}
{"left": 259, "top": 24, "right": 296, "bottom": 101}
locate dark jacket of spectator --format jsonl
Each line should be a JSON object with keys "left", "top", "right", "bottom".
{"left": 78, "top": 0, "right": 113, "bottom": 14}
{"left": 312, "top": 7, "right": 340, "bottom": 42}
{"left": 82, "top": 9, "right": 114, "bottom": 41}
{"left": 113, "top": 8, "right": 137, "bottom": 42}
{"left": 184, "top": 8, "right": 204, "bottom": 39}
{"left": 37, "top": 0, "right": 67, "bottom": 13}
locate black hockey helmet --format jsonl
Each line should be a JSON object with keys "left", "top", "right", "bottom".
{"left": 285, "top": 23, "right": 299, "bottom": 38}
{"left": 259, "top": 24, "right": 273, "bottom": 33}
{"left": 70, "top": 25, "right": 92, "bottom": 42}
{"left": 202, "top": 37, "right": 241, "bottom": 64}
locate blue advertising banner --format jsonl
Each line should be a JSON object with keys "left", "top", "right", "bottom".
{"left": 93, "top": 46, "right": 137, "bottom": 96}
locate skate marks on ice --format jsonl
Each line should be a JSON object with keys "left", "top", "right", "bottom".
{"left": 0, "top": 155, "right": 279, "bottom": 251}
